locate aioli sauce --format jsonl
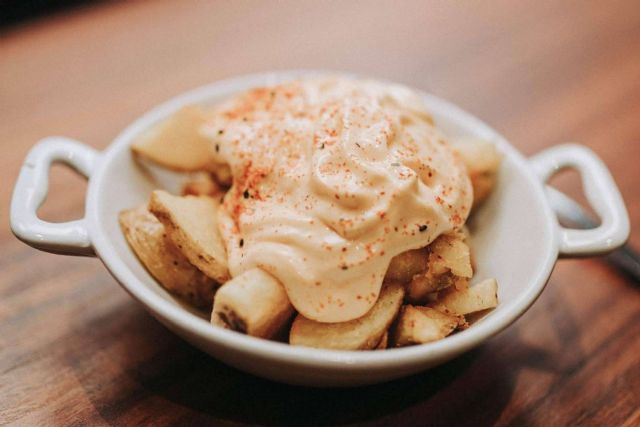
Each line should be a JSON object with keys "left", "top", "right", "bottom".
{"left": 204, "top": 78, "right": 472, "bottom": 322}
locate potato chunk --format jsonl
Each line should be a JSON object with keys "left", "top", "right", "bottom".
{"left": 119, "top": 206, "right": 217, "bottom": 308}
{"left": 385, "top": 248, "right": 429, "bottom": 283}
{"left": 429, "top": 232, "right": 473, "bottom": 278}
{"left": 375, "top": 332, "right": 389, "bottom": 350}
{"left": 181, "top": 173, "right": 226, "bottom": 198}
{"left": 452, "top": 139, "right": 502, "bottom": 208}
{"left": 289, "top": 282, "right": 404, "bottom": 350}
{"left": 212, "top": 269, "right": 294, "bottom": 339}
{"left": 408, "top": 273, "right": 457, "bottom": 304}
{"left": 430, "top": 278, "right": 498, "bottom": 315}
{"left": 393, "top": 306, "right": 459, "bottom": 347}
{"left": 407, "top": 231, "right": 473, "bottom": 303}
{"left": 149, "top": 190, "right": 229, "bottom": 282}
{"left": 132, "top": 106, "right": 215, "bottom": 172}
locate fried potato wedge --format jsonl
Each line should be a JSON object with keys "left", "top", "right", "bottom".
{"left": 149, "top": 190, "right": 230, "bottom": 282}
{"left": 132, "top": 106, "right": 215, "bottom": 172}
{"left": 471, "top": 174, "right": 496, "bottom": 208}
{"left": 406, "top": 232, "right": 472, "bottom": 303}
{"left": 182, "top": 173, "right": 226, "bottom": 198}
{"left": 454, "top": 139, "right": 502, "bottom": 175}
{"left": 289, "top": 282, "right": 404, "bottom": 350}
{"left": 212, "top": 268, "right": 294, "bottom": 339}
{"left": 385, "top": 248, "right": 429, "bottom": 283}
{"left": 119, "top": 206, "right": 217, "bottom": 308}
{"left": 451, "top": 139, "right": 502, "bottom": 208}
{"left": 458, "top": 225, "right": 476, "bottom": 270}
{"left": 430, "top": 278, "right": 498, "bottom": 316}
{"left": 375, "top": 332, "right": 389, "bottom": 350}
{"left": 393, "top": 306, "right": 459, "bottom": 347}
{"left": 210, "top": 164, "right": 233, "bottom": 187}
{"left": 458, "top": 225, "right": 471, "bottom": 244}
{"left": 429, "top": 232, "right": 473, "bottom": 279}
{"left": 407, "top": 271, "right": 454, "bottom": 304}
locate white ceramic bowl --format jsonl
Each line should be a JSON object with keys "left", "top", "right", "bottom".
{"left": 10, "top": 71, "right": 630, "bottom": 387}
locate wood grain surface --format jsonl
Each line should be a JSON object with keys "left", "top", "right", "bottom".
{"left": 1, "top": 1, "right": 639, "bottom": 426}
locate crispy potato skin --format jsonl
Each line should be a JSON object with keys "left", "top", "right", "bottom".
{"left": 408, "top": 272, "right": 455, "bottom": 303}
{"left": 430, "top": 278, "right": 498, "bottom": 315}
{"left": 392, "top": 305, "right": 459, "bottom": 347}
{"left": 149, "top": 190, "right": 230, "bottom": 283}
{"left": 131, "top": 106, "right": 211, "bottom": 171}
{"left": 428, "top": 231, "right": 473, "bottom": 278}
{"left": 375, "top": 332, "right": 389, "bottom": 350}
{"left": 289, "top": 282, "right": 405, "bottom": 350}
{"left": 451, "top": 139, "right": 502, "bottom": 209}
{"left": 393, "top": 231, "right": 473, "bottom": 304}
{"left": 471, "top": 173, "right": 497, "bottom": 208}
{"left": 182, "top": 173, "right": 226, "bottom": 197}
{"left": 131, "top": 106, "right": 229, "bottom": 178}
{"left": 212, "top": 269, "right": 294, "bottom": 339}
{"left": 119, "top": 206, "right": 217, "bottom": 308}
{"left": 385, "top": 248, "right": 429, "bottom": 283}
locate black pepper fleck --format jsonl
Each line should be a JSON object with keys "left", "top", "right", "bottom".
{"left": 419, "top": 225, "right": 428, "bottom": 232}
{"left": 215, "top": 144, "right": 220, "bottom": 152}
{"left": 239, "top": 239, "right": 244, "bottom": 248}
{"left": 243, "top": 189, "right": 250, "bottom": 199}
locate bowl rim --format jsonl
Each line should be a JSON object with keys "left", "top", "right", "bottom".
{"left": 87, "top": 70, "right": 559, "bottom": 369}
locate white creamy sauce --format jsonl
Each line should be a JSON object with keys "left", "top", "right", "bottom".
{"left": 203, "top": 77, "right": 472, "bottom": 322}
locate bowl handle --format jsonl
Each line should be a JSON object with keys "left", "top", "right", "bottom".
{"left": 10, "top": 137, "right": 101, "bottom": 257}
{"left": 529, "top": 144, "right": 629, "bottom": 257}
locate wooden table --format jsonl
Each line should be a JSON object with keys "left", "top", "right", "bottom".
{"left": 1, "top": 1, "right": 639, "bottom": 425}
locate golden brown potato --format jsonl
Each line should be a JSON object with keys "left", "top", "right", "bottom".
{"left": 453, "top": 139, "right": 502, "bottom": 176}
{"left": 407, "top": 272, "right": 455, "bottom": 303}
{"left": 289, "top": 282, "right": 404, "bottom": 350}
{"left": 212, "top": 268, "right": 294, "bottom": 339}
{"left": 458, "top": 225, "right": 471, "bottom": 244}
{"left": 210, "top": 164, "right": 233, "bottom": 187}
{"left": 431, "top": 232, "right": 473, "bottom": 278}
{"left": 452, "top": 139, "right": 502, "bottom": 208}
{"left": 458, "top": 225, "right": 476, "bottom": 271}
{"left": 406, "top": 232, "right": 473, "bottom": 303}
{"left": 119, "top": 206, "right": 217, "bottom": 308}
{"left": 385, "top": 248, "right": 429, "bottom": 283}
{"left": 393, "top": 305, "right": 459, "bottom": 347}
{"left": 472, "top": 174, "right": 497, "bottom": 208}
{"left": 132, "top": 106, "right": 215, "bottom": 172}
{"left": 430, "top": 278, "right": 498, "bottom": 316}
{"left": 149, "top": 190, "right": 230, "bottom": 283}
{"left": 182, "top": 173, "right": 226, "bottom": 198}
{"left": 375, "top": 332, "right": 389, "bottom": 350}
{"left": 130, "top": 106, "right": 232, "bottom": 185}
